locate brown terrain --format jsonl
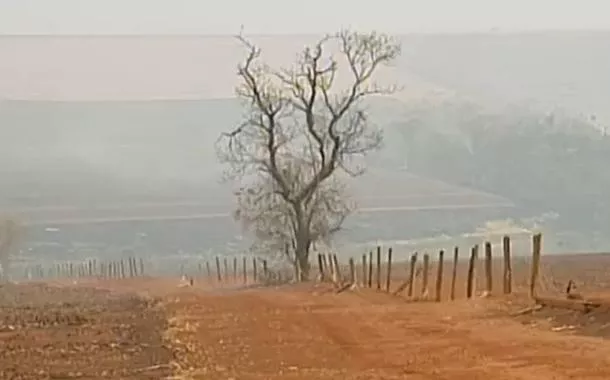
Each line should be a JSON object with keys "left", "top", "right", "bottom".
{"left": 3, "top": 253, "right": 610, "bottom": 379}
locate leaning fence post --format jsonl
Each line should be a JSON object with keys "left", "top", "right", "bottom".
{"left": 385, "top": 247, "right": 393, "bottom": 293}
{"left": 503, "top": 235, "right": 512, "bottom": 294}
{"left": 435, "top": 250, "right": 445, "bottom": 302}
{"left": 466, "top": 245, "right": 478, "bottom": 298}
{"left": 530, "top": 233, "right": 542, "bottom": 299}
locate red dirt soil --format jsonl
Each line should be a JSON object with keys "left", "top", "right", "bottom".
{"left": 5, "top": 278, "right": 610, "bottom": 379}
{"left": 164, "top": 283, "right": 610, "bottom": 380}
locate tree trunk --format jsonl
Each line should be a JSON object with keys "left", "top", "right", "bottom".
{"left": 295, "top": 235, "right": 311, "bottom": 281}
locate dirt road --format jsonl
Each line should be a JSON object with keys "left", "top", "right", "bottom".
{"left": 164, "top": 285, "right": 610, "bottom": 380}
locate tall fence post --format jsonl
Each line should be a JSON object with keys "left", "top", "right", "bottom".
{"left": 327, "top": 254, "right": 336, "bottom": 282}
{"left": 376, "top": 246, "right": 382, "bottom": 290}
{"left": 503, "top": 235, "right": 512, "bottom": 294}
{"left": 317, "top": 254, "right": 325, "bottom": 281}
{"left": 466, "top": 245, "right": 478, "bottom": 298}
{"left": 421, "top": 253, "right": 430, "bottom": 298}
{"left": 361, "top": 254, "right": 367, "bottom": 287}
{"left": 367, "top": 251, "right": 373, "bottom": 288}
{"left": 349, "top": 257, "right": 356, "bottom": 285}
{"left": 215, "top": 257, "right": 222, "bottom": 283}
{"left": 451, "top": 247, "right": 459, "bottom": 300}
{"left": 243, "top": 256, "right": 248, "bottom": 284}
{"left": 320, "top": 254, "right": 328, "bottom": 281}
{"left": 385, "top": 247, "right": 393, "bottom": 293}
{"left": 408, "top": 253, "right": 418, "bottom": 297}
{"left": 435, "top": 250, "right": 445, "bottom": 302}
{"left": 262, "top": 259, "right": 268, "bottom": 279}
{"left": 332, "top": 254, "right": 341, "bottom": 283}
{"left": 484, "top": 242, "right": 493, "bottom": 297}
{"left": 530, "top": 233, "right": 542, "bottom": 299}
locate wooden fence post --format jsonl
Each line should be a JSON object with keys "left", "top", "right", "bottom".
{"left": 368, "top": 251, "right": 373, "bottom": 288}
{"left": 243, "top": 256, "right": 248, "bottom": 284}
{"left": 451, "top": 247, "right": 459, "bottom": 300}
{"left": 349, "top": 257, "right": 356, "bottom": 284}
{"left": 139, "top": 258, "right": 145, "bottom": 276}
{"left": 503, "top": 235, "right": 512, "bottom": 294}
{"left": 376, "top": 246, "right": 382, "bottom": 290}
{"left": 233, "top": 257, "right": 238, "bottom": 281}
{"left": 128, "top": 258, "right": 134, "bottom": 277}
{"left": 215, "top": 257, "right": 222, "bottom": 283}
{"left": 262, "top": 260, "right": 268, "bottom": 279}
{"left": 332, "top": 254, "right": 341, "bottom": 283}
{"left": 530, "top": 233, "right": 542, "bottom": 299}
{"left": 466, "top": 245, "right": 478, "bottom": 298}
{"left": 361, "top": 254, "right": 367, "bottom": 287}
{"left": 252, "top": 258, "right": 258, "bottom": 283}
{"left": 484, "top": 242, "right": 493, "bottom": 296}
{"left": 321, "top": 254, "right": 328, "bottom": 281}
{"left": 435, "top": 250, "right": 445, "bottom": 302}
{"left": 120, "top": 259, "right": 126, "bottom": 279}
{"left": 317, "top": 254, "right": 324, "bottom": 281}
{"left": 421, "top": 253, "right": 430, "bottom": 298}
{"left": 326, "top": 254, "right": 335, "bottom": 282}
{"left": 223, "top": 258, "right": 229, "bottom": 281}
{"left": 408, "top": 253, "right": 418, "bottom": 297}
{"left": 385, "top": 247, "right": 393, "bottom": 293}
{"left": 206, "top": 261, "right": 211, "bottom": 280}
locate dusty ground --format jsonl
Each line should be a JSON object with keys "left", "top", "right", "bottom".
{"left": 0, "top": 282, "right": 172, "bottom": 379}
{"left": 4, "top": 251, "right": 610, "bottom": 380}
{"left": 164, "top": 283, "right": 610, "bottom": 380}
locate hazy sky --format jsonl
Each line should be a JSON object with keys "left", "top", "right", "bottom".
{"left": 2, "top": 0, "right": 609, "bottom": 35}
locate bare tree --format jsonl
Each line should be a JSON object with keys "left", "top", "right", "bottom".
{"left": 217, "top": 30, "right": 400, "bottom": 280}
{"left": 0, "top": 219, "right": 19, "bottom": 281}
